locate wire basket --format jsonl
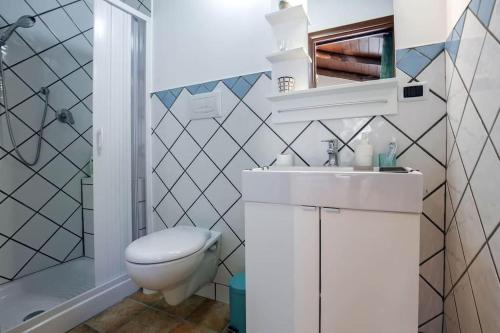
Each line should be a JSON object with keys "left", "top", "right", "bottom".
{"left": 278, "top": 76, "right": 295, "bottom": 93}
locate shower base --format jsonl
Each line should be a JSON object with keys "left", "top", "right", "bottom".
{"left": 0, "top": 257, "right": 95, "bottom": 332}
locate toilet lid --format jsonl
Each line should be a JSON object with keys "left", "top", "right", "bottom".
{"left": 125, "top": 226, "right": 210, "bottom": 264}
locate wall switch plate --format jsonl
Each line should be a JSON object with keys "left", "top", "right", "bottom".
{"left": 398, "top": 81, "right": 428, "bottom": 102}
{"left": 188, "top": 90, "right": 222, "bottom": 119}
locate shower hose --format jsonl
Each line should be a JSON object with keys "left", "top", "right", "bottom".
{"left": 0, "top": 50, "right": 49, "bottom": 166}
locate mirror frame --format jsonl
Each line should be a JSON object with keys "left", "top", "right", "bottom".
{"left": 308, "top": 15, "right": 395, "bottom": 88}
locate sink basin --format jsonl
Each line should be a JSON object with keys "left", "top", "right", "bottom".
{"left": 242, "top": 166, "right": 423, "bottom": 213}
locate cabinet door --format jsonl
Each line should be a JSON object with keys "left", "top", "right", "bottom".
{"left": 321, "top": 208, "right": 419, "bottom": 333}
{"left": 245, "top": 203, "right": 319, "bottom": 333}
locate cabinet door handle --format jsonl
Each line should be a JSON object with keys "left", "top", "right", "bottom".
{"left": 301, "top": 206, "right": 317, "bottom": 211}
{"left": 323, "top": 207, "right": 340, "bottom": 213}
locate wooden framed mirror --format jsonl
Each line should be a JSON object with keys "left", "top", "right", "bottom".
{"left": 308, "top": 16, "right": 395, "bottom": 88}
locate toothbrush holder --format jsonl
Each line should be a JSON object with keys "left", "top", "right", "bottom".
{"left": 378, "top": 153, "right": 396, "bottom": 167}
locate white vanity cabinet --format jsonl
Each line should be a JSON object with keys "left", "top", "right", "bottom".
{"left": 242, "top": 167, "right": 423, "bottom": 333}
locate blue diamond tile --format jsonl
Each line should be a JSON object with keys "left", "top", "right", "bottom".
{"left": 396, "top": 49, "right": 430, "bottom": 78}
{"left": 264, "top": 71, "right": 272, "bottom": 79}
{"left": 156, "top": 90, "right": 176, "bottom": 109}
{"left": 231, "top": 77, "right": 251, "bottom": 99}
{"left": 415, "top": 43, "right": 445, "bottom": 60}
{"left": 170, "top": 88, "right": 182, "bottom": 97}
{"left": 469, "top": 0, "right": 481, "bottom": 14}
{"left": 204, "top": 80, "right": 219, "bottom": 91}
{"left": 186, "top": 84, "right": 200, "bottom": 95}
{"left": 477, "top": 0, "right": 496, "bottom": 26}
{"left": 223, "top": 76, "right": 239, "bottom": 88}
{"left": 242, "top": 73, "right": 261, "bottom": 85}
{"left": 396, "top": 49, "right": 410, "bottom": 63}
{"left": 196, "top": 85, "right": 209, "bottom": 94}
{"left": 455, "top": 11, "right": 466, "bottom": 36}
{"left": 446, "top": 29, "right": 461, "bottom": 63}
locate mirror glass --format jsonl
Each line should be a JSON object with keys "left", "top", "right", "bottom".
{"left": 308, "top": 0, "right": 395, "bottom": 87}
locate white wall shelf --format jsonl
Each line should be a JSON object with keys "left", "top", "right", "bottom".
{"left": 265, "top": 5, "right": 309, "bottom": 26}
{"left": 267, "top": 78, "right": 399, "bottom": 123}
{"left": 266, "top": 47, "right": 312, "bottom": 63}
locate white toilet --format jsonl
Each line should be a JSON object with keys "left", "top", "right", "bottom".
{"left": 125, "top": 226, "right": 221, "bottom": 305}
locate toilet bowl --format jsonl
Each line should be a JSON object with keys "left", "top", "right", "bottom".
{"left": 125, "top": 226, "right": 221, "bottom": 305}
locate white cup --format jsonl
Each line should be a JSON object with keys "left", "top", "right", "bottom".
{"left": 276, "top": 154, "right": 294, "bottom": 166}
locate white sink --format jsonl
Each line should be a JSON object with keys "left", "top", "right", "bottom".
{"left": 242, "top": 166, "right": 423, "bottom": 213}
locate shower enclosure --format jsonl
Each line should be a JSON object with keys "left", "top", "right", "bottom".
{"left": 0, "top": 1, "right": 151, "bottom": 332}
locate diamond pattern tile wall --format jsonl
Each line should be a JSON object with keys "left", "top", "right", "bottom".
{"left": 444, "top": 2, "right": 500, "bottom": 333}
{"left": 0, "top": 0, "right": 94, "bottom": 284}
{"left": 152, "top": 44, "right": 447, "bottom": 312}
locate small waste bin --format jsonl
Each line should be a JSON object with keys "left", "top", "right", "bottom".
{"left": 228, "top": 272, "right": 246, "bottom": 333}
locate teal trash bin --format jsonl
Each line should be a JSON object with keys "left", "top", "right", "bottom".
{"left": 229, "top": 272, "right": 246, "bottom": 333}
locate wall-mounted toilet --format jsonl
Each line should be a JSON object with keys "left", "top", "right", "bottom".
{"left": 125, "top": 226, "right": 221, "bottom": 305}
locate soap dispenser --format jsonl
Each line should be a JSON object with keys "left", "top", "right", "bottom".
{"left": 354, "top": 133, "right": 374, "bottom": 167}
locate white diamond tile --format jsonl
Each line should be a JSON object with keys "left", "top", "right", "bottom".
{"left": 266, "top": 118, "right": 310, "bottom": 143}
{"left": 418, "top": 117, "right": 447, "bottom": 165}
{"left": 388, "top": 91, "right": 446, "bottom": 140}
{"left": 40, "top": 228, "right": 80, "bottom": 261}
{"left": 13, "top": 214, "right": 58, "bottom": 249}
{"left": 470, "top": 33, "right": 500, "bottom": 131}
{"left": 420, "top": 251, "right": 444, "bottom": 294}
{"left": 0, "top": 0, "right": 35, "bottom": 23}
{"left": 396, "top": 68, "right": 412, "bottom": 83}
{"left": 151, "top": 95, "right": 167, "bottom": 129}
{"left": 169, "top": 132, "right": 200, "bottom": 168}
{"left": 39, "top": 154, "right": 79, "bottom": 187}
{"left": 41, "top": 9, "right": 80, "bottom": 41}
{"left": 0, "top": 198, "right": 34, "bottom": 237}
{"left": 492, "top": 117, "right": 500, "bottom": 153}
{"left": 223, "top": 200, "right": 245, "bottom": 242}
{"left": 1, "top": 31, "right": 34, "bottom": 66}
{"left": 447, "top": 118, "right": 455, "bottom": 164}
{"left": 446, "top": 146, "right": 467, "bottom": 207}
{"left": 205, "top": 174, "right": 240, "bottom": 215}
{"left": 83, "top": 209, "right": 93, "bottom": 234}
{"left": 25, "top": 0, "right": 59, "bottom": 13}
{"left": 43, "top": 120, "right": 79, "bottom": 151}
{"left": 224, "top": 244, "right": 245, "bottom": 275}
{"left": 214, "top": 82, "right": 239, "bottom": 123}
{"left": 2, "top": 69, "right": 33, "bottom": 107}
{"left": 63, "top": 34, "right": 92, "bottom": 65}
{"left": 65, "top": 1, "right": 93, "bottom": 31}
{"left": 223, "top": 102, "right": 262, "bottom": 145}
{"left": 155, "top": 153, "right": 183, "bottom": 189}
{"left": 186, "top": 118, "right": 219, "bottom": 147}
{"left": 417, "top": 52, "right": 446, "bottom": 99}
{"left": 82, "top": 180, "right": 93, "bottom": 209}
{"left": 84, "top": 233, "right": 94, "bottom": 258}
{"left": 152, "top": 210, "right": 166, "bottom": 231}
{"left": 447, "top": 71, "right": 469, "bottom": 135}
{"left": 470, "top": 140, "right": 500, "bottom": 237}
{"left": 40, "top": 191, "right": 79, "bottom": 224}
{"left": 186, "top": 196, "right": 220, "bottom": 230}
{"left": 11, "top": 95, "right": 48, "bottom": 132}
{"left": 444, "top": 256, "right": 453, "bottom": 296}
{"left": 445, "top": 51, "right": 455, "bottom": 100}
{"left": 321, "top": 117, "right": 371, "bottom": 143}
{"left": 63, "top": 68, "right": 92, "bottom": 99}
{"left": 63, "top": 137, "right": 92, "bottom": 168}
{"left": 82, "top": 127, "right": 92, "bottom": 144}
{"left": 186, "top": 152, "right": 219, "bottom": 190}
{"left": 491, "top": 229, "right": 500, "bottom": 276}
{"left": 455, "top": 99, "right": 488, "bottom": 176}
{"left": 63, "top": 208, "right": 82, "bottom": 236}
{"left": 420, "top": 215, "right": 444, "bottom": 263}
{"left": 468, "top": 246, "right": 500, "bottom": 333}
{"left": 418, "top": 277, "right": 443, "bottom": 325}
{"left": 490, "top": 0, "right": 500, "bottom": 40}
{"left": 46, "top": 80, "right": 79, "bottom": 111}
{"left": 12, "top": 174, "right": 58, "bottom": 210}
{"left": 66, "top": 241, "right": 83, "bottom": 260}
{"left": 204, "top": 128, "right": 239, "bottom": 169}
{"left": 455, "top": 186, "right": 486, "bottom": 264}
{"left": 398, "top": 144, "right": 445, "bottom": 196}
{"left": 454, "top": 273, "right": 482, "bottom": 333}
{"left": 169, "top": 89, "right": 191, "bottom": 126}
{"left": 444, "top": 293, "right": 461, "bottom": 333}
{"left": 0, "top": 113, "right": 35, "bottom": 153}
{"left": 423, "top": 185, "right": 445, "bottom": 230}
{"left": 223, "top": 150, "right": 257, "bottom": 191}
{"left": 0, "top": 241, "right": 34, "bottom": 279}
{"left": 16, "top": 253, "right": 58, "bottom": 278}
{"left": 419, "top": 315, "right": 442, "bottom": 333}
{"left": 455, "top": 10, "right": 487, "bottom": 89}
{"left": 155, "top": 193, "right": 183, "bottom": 228}
{"left": 242, "top": 74, "right": 272, "bottom": 120}
{"left": 155, "top": 112, "right": 183, "bottom": 149}
{"left": 245, "top": 124, "right": 286, "bottom": 166}
{"left": 211, "top": 220, "right": 240, "bottom": 260}
{"left": 40, "top": 45, "right": 80, "bottom": 78}
{"left": 446, "top": 219, "right": 467, "bottom": 283}
{"left": 446, "top": 185, "right": 454, "bottom": 229}
{"left": 68, "top": 103, "right": 92, "bottom": 134}
{"left": 151, "top": 134, "right": 167, "bottom": 168}
{"left": 214, "top": 264, "right": 232, "bottom": 285}
{"left": 17, "top": 18, "right": 59, "bottom": 52}
{"left": 170, "top": 174, "right": 200, "bottom": 211}
{"left": 0, "top": 154, "right": 34, "bottom": 194}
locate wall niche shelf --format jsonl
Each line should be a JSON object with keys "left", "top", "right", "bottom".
{"left": 267, "top": 78, "right": 399, "bottom": 124}
{"left": 266, "top": 47, "right": 312, "bottom": 63}
{"left": 265, "top": 4, "right": 309, "bottom": 26}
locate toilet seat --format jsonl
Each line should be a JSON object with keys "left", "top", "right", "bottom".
{"left": 125, "top": 226, "right": 211, "bottom": 264}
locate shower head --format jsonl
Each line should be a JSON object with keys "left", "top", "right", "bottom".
{"left": 0, "top": 16, "right": 36, "bottom": 46}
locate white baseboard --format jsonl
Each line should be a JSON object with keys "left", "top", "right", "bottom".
{"left": 9, "top": 275, "right": 138, "bottom": 333}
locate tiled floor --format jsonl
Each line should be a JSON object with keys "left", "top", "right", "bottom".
{"left": 68, "top": 291, "right": 230, "bottom": 333}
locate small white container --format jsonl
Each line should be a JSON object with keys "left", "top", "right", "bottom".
{"left": 354, "top": 134, "right": 373, "bottom": 167}
{"left": 276, "top": 153, "right": 294, "bottom": 166}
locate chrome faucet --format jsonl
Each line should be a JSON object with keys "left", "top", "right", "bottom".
{"left": 322, "top": 139, "right": 339, "bottom": 167}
